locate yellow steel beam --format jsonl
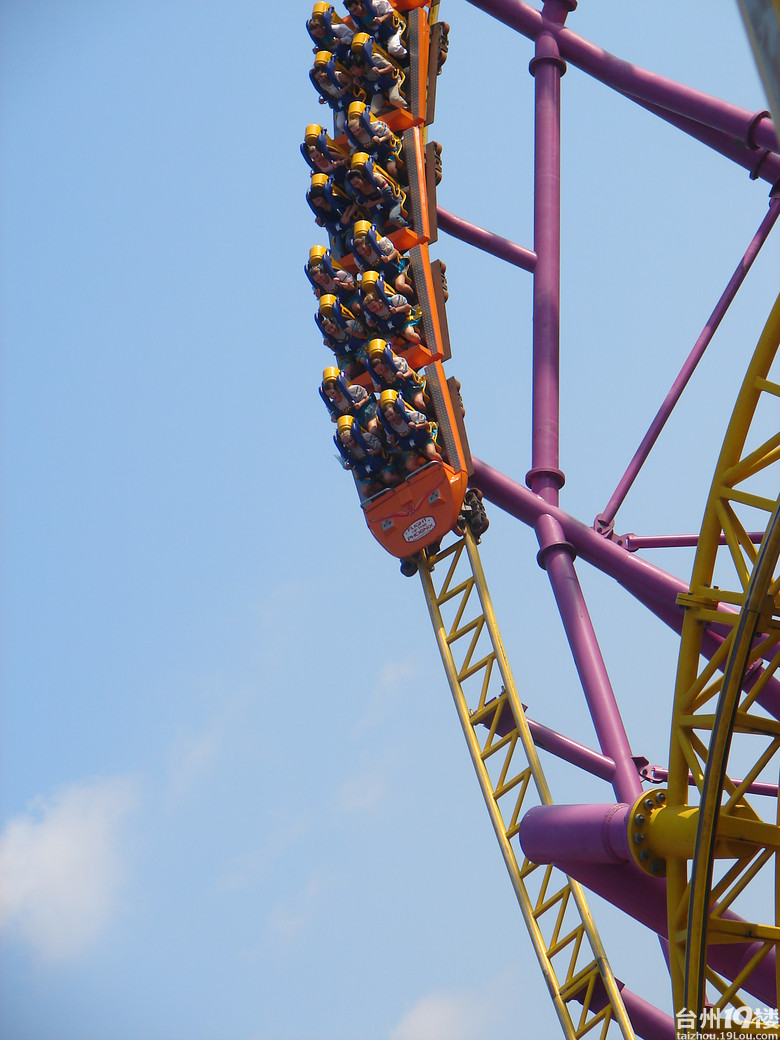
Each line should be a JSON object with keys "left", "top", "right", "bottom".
{"left": 419, "top": 531, "right": 635, "bottom": 1040}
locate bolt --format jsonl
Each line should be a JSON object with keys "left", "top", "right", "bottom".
{"left": 634, "top": 813, "right": 646, "bottom": 825}
{"left": 650, "top": 860, "right": 662, "bottom": 875}
{"left": 639, "top": 850, "right": 650, "bottom": 862}
{"left": 656, "top": 791, "right": 666, "bottom": 804}
{"left": 644, "top": 798, "right": 655, "bottom": 811}
{"left": 633, "top": 832, "right": 645, "bottom": 844}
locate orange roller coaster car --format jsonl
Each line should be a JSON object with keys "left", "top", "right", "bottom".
{"left": 361, "top": 359, "right": 471, "bottom": 558}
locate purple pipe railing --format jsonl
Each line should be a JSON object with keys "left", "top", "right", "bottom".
{"left": 466, "top": 0, "right": 779, "bottom": 156}
{"left": 516, "top": 812, "right": 779, "bottom": 1004}
{"left": 598, "top": 196, "right": 780, "bottom": 530}
{"left": 621, "top": 532, "right": 765, "bottom": 551}
{"left": 436, "top": 208, "right": 536, "bottom": 271}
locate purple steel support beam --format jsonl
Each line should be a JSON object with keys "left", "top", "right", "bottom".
{"left": 598, "top": 196, "right": 780, "bottom": 531}
{"left": 466, "top": 0, "right": 779, "bottom": 156}
{"left": 518, "top": 807, "right": 778, "bottom": 1003}
{"left": 474, "top": 457, "right": 689, "bottom": 628}
{"left": 536, "top": 514, "right": 644, "bottom": 803}
{"left": 581, "top": 984, "right": 675, "bottom": 1040}
{"left": 557, "top": 859, "right": 777, "bottom": 1006}
{"left": 621, "top": 532, "right": 766, "bottom": 551}
{"left": 502, "top": 703, "right": 779, "bottom": 795}
{"left": 527, "top": 6, "right": 569, "bottom": 506}
{"left": 617, "top": 95, "right": 780, "bottom": 187}
{"left": 436, "top": 207, "right": 537, "bottom": 271}
{"left": 520, "top": 802, "right": 632, "bottom": 863}
{"left": 473, "top": 460, "right": 780, "bottom": 717}
{"left": 525, "top": 713, "right": 616, "bottom": 781}
{"left": 641, "top": 763, "right": 779, "bottom": 799}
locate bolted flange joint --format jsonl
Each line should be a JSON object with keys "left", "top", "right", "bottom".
{"left": 627, "top": 788, "right": 668, "bottom": 877}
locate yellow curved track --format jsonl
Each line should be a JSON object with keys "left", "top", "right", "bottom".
{"left": 667, "top": 293, "right": 780, "bottom": 1022}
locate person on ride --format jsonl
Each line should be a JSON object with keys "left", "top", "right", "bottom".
{"left": 360, "top": 272, "right": 422, "bottom": 346}
{"left": 306, "top": 2, "right": 354, "bottom": 62}
{"left": 301, "top": 124, "right": 350, "bottom": 183}
{"left": 343, "top": 0, "right": 407, "bottom": 63}
{"left": 345, "top": 153, "right": 408, "bottom": 230}
{"left": 306, "top": 173, "right": 359, "bottom": 256}
{"left": 334, "top": 414, "right": 400, "bottom": 495}
{"left": 345, "top": 101, "right": 404, "bottom": 181}
{"left": 316, "top": 294, "right": 368, "bottom": 376}
{"left": 378, "top": 389, "right": 441, "bottom": 471}
{"left": 309, "top": 50, "right": 363, "bottom": 130}
{"left": 306, "top": 247, "right": 363, "bottom": 314}
{"left": 365, "top": 339, "right": 427, "bottom": 412}
{"left": 320, "top": 366, "right": 380, "bottom": 434}
{"left": 349, "top": 33, "right": 405, "bottom": 108}
{"left": 349, "top": 220, "right": 415, "bottom": 299}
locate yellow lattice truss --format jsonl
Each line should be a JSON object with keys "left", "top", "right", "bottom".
{"left": 667, "top": 293, "right": 780, "bottom": 1030}
{"left": 419, "top": 532, "right": 635, "bottom": 1040}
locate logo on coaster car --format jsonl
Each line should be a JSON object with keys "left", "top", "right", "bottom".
{"left": 403, "top": 516, "right": 436, "bottom": 542}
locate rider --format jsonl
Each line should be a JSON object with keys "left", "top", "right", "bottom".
{"left": 364, "top": 339, "right": 428, "bottom": 412}
{"left": 320, "top": 366, "right": 379, "bottom": 434}
{"left": 334, "top": 414, "right": 401, "bottom": 495}
{"left": 377, "top": 389, "right": 442, "bottom": 471}
{"left": 349, "top": 220, "right": 415, "bottom": 299}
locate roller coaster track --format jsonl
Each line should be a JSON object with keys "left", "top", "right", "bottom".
{"left": 419, "top": 533, "right": 635, "bottom": 1039}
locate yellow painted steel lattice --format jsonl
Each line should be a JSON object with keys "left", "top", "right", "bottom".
{"left": 667, "top": 293, "right": 780, "bottom": 1029}
{"left": 419, "top": 532, "right": 635, "bottom": 1040}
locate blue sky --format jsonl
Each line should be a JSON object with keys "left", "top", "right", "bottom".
{"left": 2, "top": 3, "right": 779, "bottom": 1039}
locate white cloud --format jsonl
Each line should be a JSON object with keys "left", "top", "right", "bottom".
{"left": 0, "top": 774, "right": 139, "bottom": 961}
{"left": 389, "top": 991, "right": 482, "bottom": 1040}
{"left": 389, "top": 974, "right": 521, "bottom": 1040}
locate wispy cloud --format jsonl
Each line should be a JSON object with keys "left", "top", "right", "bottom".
{"left": 389, "top": 991, "right": 481, "bottom": 1040}
{"left": 335, "top": 769, "right": 387, "bottom": 812}
{"left": 266, "top": 873, "right": 327, "bottom": 945}
{"left": 215, "top": 819, "right": 310, "bottom": 893}
{"left": 165, "top": 724, "right": 220, "bottom": 803}
{"left": 0, "top": 775, "right": 140, "bottom": 961}
{"left": 389, "top": 974, "right": 519, "bottom": 1040}
{"left": 352, "top": 655, "right": 420, "bottom": 735}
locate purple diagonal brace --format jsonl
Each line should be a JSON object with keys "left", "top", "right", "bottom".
{"left": 536, "top": 514, "right": 644, "bottom": 803}
{"left": 436, "top": 208, "right": 537, "bottom": 271}
{"left": 599, "top": 195, "right": 780, "bottom": 529}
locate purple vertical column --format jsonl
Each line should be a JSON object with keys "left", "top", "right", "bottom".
{"left": 523, "top": 3, "right": 644, "bottom": 806}
{"left": 526, "top": 3, "right": 571, "bottom": 506}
